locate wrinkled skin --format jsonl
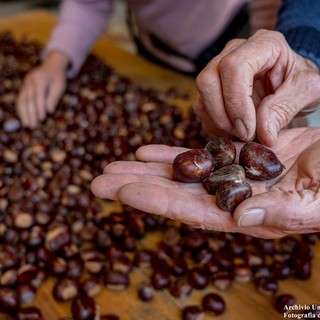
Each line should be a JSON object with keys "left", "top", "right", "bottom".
{"left": 194, "top": 30, "right": 320, "bottom": 147}
{"left": 91, "top": 128, "right": 320, "bottom": 239}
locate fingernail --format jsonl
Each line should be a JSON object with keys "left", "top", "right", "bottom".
{"left": 235, "top": 118, "right": 248, "bottom": 140}
{"left": 267, "top": 121, "right": 277, "bottom": 142}
{"left": 238, "top": 208, "right": 266, "bottom": 227}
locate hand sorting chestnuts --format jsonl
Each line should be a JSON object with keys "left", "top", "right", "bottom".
{"left": 172, "top": 137, "right": 285, "bottom": 212}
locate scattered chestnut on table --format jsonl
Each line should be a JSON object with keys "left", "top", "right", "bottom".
{"left": 0, "top": 31, "right": 314, "bottom": 320}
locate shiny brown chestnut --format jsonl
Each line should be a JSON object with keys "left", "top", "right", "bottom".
{"left": 181, "top": 305, "right": 205, "bottom": 320}
{"left": 150, "top": 270, "right": 171, "bottom": 290}
{"left": 203, "top": 164, "right": 245, "bottom": 195}
{"left": 216, "top": 180, "right": 252, "bottom": 212}
{"left": 255, "top": 276, "right": 279, "bottom": 296}
{"left": 274, "top": 294, "right": 296, "bottom": 313}
{"left": 103, "top": 270, "right": 130, "bottom": 290}
{"left": 52, "top": 277, "right": 79, "bottom": 302}
{"left": 172, "top": 149, "right": 214, "bottom": 183}
{"left": 187, "top": 267, "right": 209, "bottom": 290}
{"left": 169, "top": 276, "right": 192, "bottom": 299}
{"left": 205, "top": 137, "right": 236, "bottom": 169}
{"left": 202, "top": 293, "right": 226, "bottom": 316}
{"left": 137, "top": 282, "right": 154, "bottom": 302}
{"left": 17, "top": 306, "right": 43, "bottom": 320}
{"left": 0, "top": 286, "right": 20, "bottom": 315}
{"left": 239, "top": 142, "right": 285, "bottom": 180}
{"left": 71, "top": 295, "right": 97, "bottom": 320}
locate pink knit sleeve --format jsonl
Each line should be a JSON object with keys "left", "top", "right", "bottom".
{"left": 42, "top": 0, "right": 113, "bottom": 78}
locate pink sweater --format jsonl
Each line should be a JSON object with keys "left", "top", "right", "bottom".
{"left": 44, "top": 0, "right": 280, "bottom": 76}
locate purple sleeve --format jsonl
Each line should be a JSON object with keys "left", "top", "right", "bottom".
{"left": 43, "top": 0, "right": 113, "bottom": 78}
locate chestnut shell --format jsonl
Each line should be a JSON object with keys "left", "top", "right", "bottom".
{"left": 172, "top": 149, "right": 214, "bottom": 183}
{"left": 239, "top": 142, "right": 285, "bottom": 181}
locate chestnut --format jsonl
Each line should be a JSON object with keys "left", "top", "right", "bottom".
{"left": 80, "top": 277, "right": 102, "bottom": 298}
{"left": 205, "top": 137, "right": 236, "bottom": 169}
{"left": 52, "top": 277, "right": 79, "bottom": 302}
{"left": 172, "top": 149, "right": 214, "bottom": 183}
{"left": 169, "top": 276, "right": 192, "bottom": 299}
{"left": 137, "top": 282, "right": 154, "bottom": 302}
{"left": 187, "top": 267, "right": 209, "bottom": 290}
{"left": 17, "top": 306, "right": 43, "bottom": 320}
{"left": 203, "top": 164, "right": 245, "bottom": 195}
{"left": 255, "top": 276, "right": 279, "bottom": 296}
{"left": 150, "top": 270, "right": 171, "bottom": 290}
{"left": 274, "top": 294, "right": 296, "bottom": 313}
{"left": 0, "top": 286, "right": 20, "bottom": 314}
{"left": 71, "top": 295, "right": 97, "bottom": 320}
{"left": 239, "top": 142, "right": 285, "bottom": 180}
{"left": 103, "top": 270, "right": 130, "bottom": 290}
{"left": 202, "top": 293, "right": 225, "bottom": 315}
{"left": 216, "top": 180, "right": 252, "bottom": 212}
{"left": 181, "top": 305, "right": 204, "bottom": 320}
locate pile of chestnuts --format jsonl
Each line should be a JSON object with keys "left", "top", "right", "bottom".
{"left": 173, "top": 137, "right": 285, "bottom": 212}
{"left": 0, "top": 31, "right": 317, "bottom": 320}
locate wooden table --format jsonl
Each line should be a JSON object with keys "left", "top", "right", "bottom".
{"left": 0, "top": 11, "right": 319, "bottom": 320}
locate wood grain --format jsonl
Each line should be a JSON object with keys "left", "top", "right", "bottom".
{"left": 0, "top": 10, "right": 319, "bottom": 320}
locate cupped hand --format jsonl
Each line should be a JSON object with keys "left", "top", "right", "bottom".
{"left": 194, "top": 29, "right": 320, "bottom": 146}
{"left": 16, "top": 52, "right": 69, "bottom": 128}
{"left": 91, "top": 128, "right": 320, "bottom": 239}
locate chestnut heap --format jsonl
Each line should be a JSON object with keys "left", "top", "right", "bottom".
{"left": 172, "top": 137, "right": 285, "bottom": 212}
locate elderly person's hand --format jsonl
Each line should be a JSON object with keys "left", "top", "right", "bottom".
{"left": 194, "top": 29, "right": 320, "bottom": 146}
{"left": 91, "top": 128, "right": 320, "bottom": 239}
{"left": 16, "top": 52, "right": 68, "bottom": 128}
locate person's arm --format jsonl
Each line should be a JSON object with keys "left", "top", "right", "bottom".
{"left": 17, "top": 0, "right": 113, "bottom": 128}
{"left": 277, "top": 0, "right": 320, "bottom": 71}
{"left": 43, "top": 0, "right": 113, "bottom": 78}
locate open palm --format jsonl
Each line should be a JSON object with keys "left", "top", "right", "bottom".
{"left": 91, "top": 127, "right": 320, "bottom": 239}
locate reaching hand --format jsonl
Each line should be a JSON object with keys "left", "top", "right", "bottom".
{"left": 91, "top": 128, "right": 320, "bottom": 239}
{"left": 16, "top": 52, "right": 69, "bottom": 128}
{"left": 194, "top": 29, "right": 320, "bottom": 146}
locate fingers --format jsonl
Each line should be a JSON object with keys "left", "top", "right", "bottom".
{"left": 135, "top": 144, "right": 189, "bottom": 163}
{"left": 234, "top": 189, "right": 320, "bottom": 234}
{"left": 16, "top": 66, "right": 66, "bottom": 128}
{"left": 117, "top": 182, "right": 237, "bottom": 230}
{"left": 193, "top": 95, "right": 234, "bottom": 138}
{"left": 17, "top": 72, "right": 47, "bottom": 128}
{"left": 196, "top": 39, "right": 246, "bottom": 139}
{"left": 17, "top": 82, "right": 33, "bottom": 128}
{"left": 215, "top": 31, "right": 287, "bottom": 141}
{"left": 256, "top": 60, "right": 320, "bottom": 146}
{"left": 47, "top": 80, "right": 66, "bottom": 114}
{"left": 196, "top": 30, "right": 314, "bottom": 144}
{"left": 116, "top": 183, "right": 294, "bottom": 238}
{"left": 103, "top": 160, "right": 173, "bottom": 178}
{"left": 91, "top": 172, "right": 205, "bottom": 200}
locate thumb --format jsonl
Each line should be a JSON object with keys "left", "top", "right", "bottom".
{"left": 233, "top": 190, "right": 320, "bottom": 233}
{"left": 257, "top": 92, "right": 298, "bottom": 146}
{"left": 257, "top": 75, "right": 320, "bottom": 147}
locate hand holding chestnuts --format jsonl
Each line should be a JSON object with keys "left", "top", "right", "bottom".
{"left": 172, "top": 138, "right": 285, "bottom": 212}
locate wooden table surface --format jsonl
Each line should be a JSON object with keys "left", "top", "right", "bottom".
{"left": 0, "top": 11, "right": 320, "bottom": 320}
